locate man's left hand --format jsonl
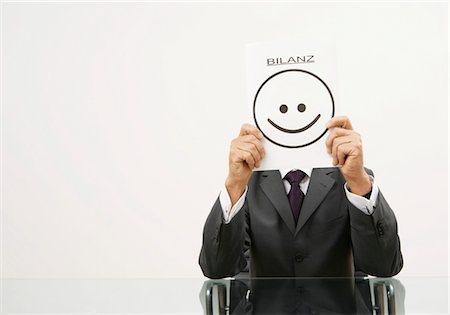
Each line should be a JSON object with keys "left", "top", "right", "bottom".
{"left": 325, "top": 116, "right": 372, "bottom": 196}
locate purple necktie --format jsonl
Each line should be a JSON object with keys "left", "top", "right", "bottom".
{"left": 284, "top": 170, "right": 306, "bottom": 224}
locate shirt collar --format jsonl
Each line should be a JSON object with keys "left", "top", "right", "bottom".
{"left": 279, "top": 168, "right": 312, "bottom": 180}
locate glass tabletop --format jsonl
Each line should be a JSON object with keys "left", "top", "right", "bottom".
{"left": 1, "top": 277, "right": 448, "bottom": 314}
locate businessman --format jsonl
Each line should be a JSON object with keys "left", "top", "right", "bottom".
{"left": 199, "top": 116, "right": 403, "bottom": 278}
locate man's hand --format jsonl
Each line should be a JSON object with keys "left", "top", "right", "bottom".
{"left": 226, "top": 124, "right": 265, "bottom": 205}
{"left": 325, "top": 116, "right": 372, "bottom": 196}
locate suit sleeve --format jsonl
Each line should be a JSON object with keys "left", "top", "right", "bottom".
{"left": 199, "top": 196, "right": 249, "bottom": 279}
{"left": 349, "top": 170, "right": 404, "bottom": 277}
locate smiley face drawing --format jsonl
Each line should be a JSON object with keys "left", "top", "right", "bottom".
{"left": 253, "top": 69, "right": 335, "bottom": 148}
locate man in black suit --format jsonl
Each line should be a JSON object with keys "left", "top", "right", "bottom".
{"left": 199, "top": 116, "right": 403, "bottom": 278}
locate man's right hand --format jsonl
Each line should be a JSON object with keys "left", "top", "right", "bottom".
{"left": 225, "top": 124, "right": 265, "bottom": 205}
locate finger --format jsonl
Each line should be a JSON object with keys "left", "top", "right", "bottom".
{"left": 326, "top": 116, "right": 353, "bottom": 130}
{"left": 251, "top": 138, "right": 265, "bottom": 159}
{"left": 325, "top": 128, "right": 354, "bottom": 153}
{"left": 230, "top": 135, "right": 264, "bottom": 165}
{"left": 237, "top": 148, "right": 256, "bottom": 169}
{"left": 331, "top": 136, "right": 354, "bottom": 166}
{"left": 241, "top": 135, "right": 266, "bottom": 158}
{"left": 239, "top": 123, "right": 263, "bottom": 139}
{"left": 238, "top": 142, "right": 262, "bottom": 164}
{"left": 336, "top": 143, "right": 354, "bottom": 166}
{"left": 331, "top": 135, "right": 356, "bottom": 160}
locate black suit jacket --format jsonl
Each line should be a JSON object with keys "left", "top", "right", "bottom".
{"left": 199, "top": 168, "right": 403, "bottom": 278}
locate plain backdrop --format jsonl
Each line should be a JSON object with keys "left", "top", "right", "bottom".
{"left": 2, "top": 2, "right": 448, "bottom": 279}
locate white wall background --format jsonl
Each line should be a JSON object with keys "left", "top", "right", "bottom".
{"left": 2, "top": 2, "right": 448, "bottom": 278}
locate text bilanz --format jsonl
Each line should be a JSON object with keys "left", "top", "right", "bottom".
{"left": 267, "top": 55, "right": 315, "bottom": 66}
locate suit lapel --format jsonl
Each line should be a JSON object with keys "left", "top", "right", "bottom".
{"left": 294, "top": 168, "right": 336, "bottom": 236}
{"left": 260, "top": 170, "right": 296, "bottom": 234}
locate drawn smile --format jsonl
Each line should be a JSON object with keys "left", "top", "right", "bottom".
{"left": 267, "top": 114, "right": 321, "bottom": 134}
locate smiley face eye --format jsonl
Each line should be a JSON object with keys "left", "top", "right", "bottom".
{"left": 279, "top": 104, "right": 288, "bottom": 113}
{"left": 297, "top": 103, "right": 306, "bottom": 112}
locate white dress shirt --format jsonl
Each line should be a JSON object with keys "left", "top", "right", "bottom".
{"left": 220, "top": 168, "right": 379, "bottom": 224}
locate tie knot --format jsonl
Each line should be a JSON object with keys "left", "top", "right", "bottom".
{"left": 284, "top": 170, "right": 306, "bottom": 185}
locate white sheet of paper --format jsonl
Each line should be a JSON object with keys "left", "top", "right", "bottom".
{"left": 246, "top": 41, "right": 338, "bottom": 170}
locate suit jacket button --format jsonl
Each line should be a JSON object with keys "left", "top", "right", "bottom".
{"left": 376, "top": 222, "right": 384, "bottom": 236}
{"left": 295, "top": 254, "right": 303, "bottom": 263}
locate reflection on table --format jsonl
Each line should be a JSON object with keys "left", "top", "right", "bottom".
{"left": 2, "top": 277, "right": 448, "bottom": 314}
{"left": 200, "top": 277, "right": 405, "bottom": 315}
